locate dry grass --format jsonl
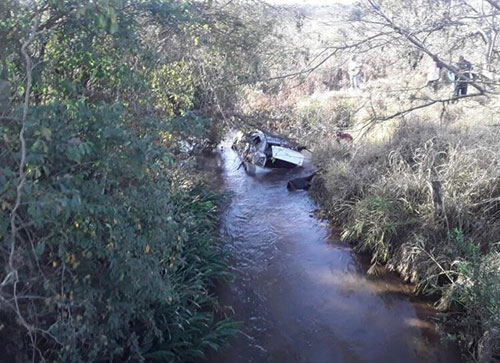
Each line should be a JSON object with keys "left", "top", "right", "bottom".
{"left": 239, "top": 52, "right": 500, "bottom": 361}
{"left": 309, "top": 108, "right": 500, "bottom": 362}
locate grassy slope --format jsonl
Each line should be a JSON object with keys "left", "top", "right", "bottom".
{"left": 318, "top": 96, "right": 499, "bottom": 361}
{"left": 315, "top": 97, "right": 500, "bottom": 362}
{"left": 242, "top": 62, "right": 500, "bottom": 359}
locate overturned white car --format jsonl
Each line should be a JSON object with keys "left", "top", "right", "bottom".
{"left": 232, "top": 130, "right": 306, "bottom": 171}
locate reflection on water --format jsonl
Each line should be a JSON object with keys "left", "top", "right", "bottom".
{"left": 207, "top": 136, "right": 460, "bottom": 363}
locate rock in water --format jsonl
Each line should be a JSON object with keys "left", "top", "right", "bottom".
{"left": 287, "top": 173, "right": 316, "bottom": 191}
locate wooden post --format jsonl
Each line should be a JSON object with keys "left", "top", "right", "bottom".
{"left": 431, "top": 180, "right": 443, "bottom": 220}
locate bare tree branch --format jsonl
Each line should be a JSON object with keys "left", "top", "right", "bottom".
{"left": 366, "top": 0, "right": 488, "bottom": 94}
{"left": 372, "top": 93, "right": 484, "bottom": 122}
{"left": 485, "top": 0, "right": 500, "bottom": 12}
{"left": 3, "top": 4, "right": 41, "bottom": 361}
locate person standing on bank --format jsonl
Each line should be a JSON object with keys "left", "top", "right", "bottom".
{"left": 426, "top": 59, "right": 441, "bottom": 92}
{"left": 454, "top": 55, "right": 472, "bottom": 97}
{"left": 348, "top": 56, "right": 361, "bottom": 90}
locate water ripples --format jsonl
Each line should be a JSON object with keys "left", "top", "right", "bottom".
{"left": 208, "top": 136, "right": 459, "bottom": 363}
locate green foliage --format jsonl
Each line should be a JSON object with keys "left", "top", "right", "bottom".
{"left": 344, "top": 193, "right": 417, "bottom": 263}
{"left": 1, "top": 0, "right": 277, "bottom": 361}
{"left": 344, "top": 196, "right": 396, "bottom": 262}
{"left": 446, "top": 230, "right": 500, "bottom": 357}
{"left": 1, "top": 101, "right": 230, "bottom": 362}
{"left": 168, "top": 111, "right": 212, "bottom": 141}
{"left": 152, "top": 62, "right": 195, "bottom": 119}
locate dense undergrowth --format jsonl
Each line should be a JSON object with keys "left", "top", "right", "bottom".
{"left": 2, "top": 101, "right": 234, "bottom": 362}
{"left": 0, "top": 0, "right": 275, "bottom": 361}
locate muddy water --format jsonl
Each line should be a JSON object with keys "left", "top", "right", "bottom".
{"left": 208, "top": 140, "right": 460, "bottom": 363}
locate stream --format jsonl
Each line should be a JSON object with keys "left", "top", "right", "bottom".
{"left": 205, "top": 137, "right": 460, "bottom": 363}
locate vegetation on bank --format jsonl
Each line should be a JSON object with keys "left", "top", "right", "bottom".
{"left": 0, "top": 0, "right": 275, "bottom": 361}
{"left": 2, "top": 0, "right": 500, "bottom": 361}
{"left": 237, "top": 2, "right": 500, "bottom": 361}
{"left": 252, "top": 79, "right": 500, "bottom": 363}
{"left": 311, "top": 112, "right": 500, "bottom": 361}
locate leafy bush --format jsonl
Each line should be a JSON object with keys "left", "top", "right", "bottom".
{"left": 1, "top": 0, "right": 278, "bottom": 360}
{"left": 446, "top": 230, "right": 500, "bottom": 361}
{"left": 1, "top": 101, "right": 234, "bottom": 362}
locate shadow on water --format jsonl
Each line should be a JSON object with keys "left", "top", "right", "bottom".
{"left": 206, "top": 135, "right": 461, "bottom": 363}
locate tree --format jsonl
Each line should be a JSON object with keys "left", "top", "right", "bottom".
{"left": 0, "top": 0, "right": 276, "bottom": 361}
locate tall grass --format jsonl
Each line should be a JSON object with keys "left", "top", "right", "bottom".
{"left": 238, "top": 35, "right": 500, "bottom": 360}
{"left": 310, "top": 117, "right": 500, "bottom": 361}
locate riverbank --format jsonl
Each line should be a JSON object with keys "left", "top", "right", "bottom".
{"left": 310, "top": 103, "right": 500, "bottom": 362}
{"left": 243, "top": 86, "right": 500, "bottom": 361}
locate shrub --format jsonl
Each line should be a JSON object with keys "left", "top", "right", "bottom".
{"left": 447, "top": 230, "right": 500, "bottom": 361}
{"left": 0, "top": 102, "right": 234, "bottom": 362}
{"left": 2, "top": 0, "right": 278, "bottom": 359}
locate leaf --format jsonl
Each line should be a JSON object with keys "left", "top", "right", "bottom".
{"left": 66, "top": 146, "right": 81, "bottom": 163}
{"left": 186, "top": 349, "right": 205, "bottom": 359}
{"left": 97, "top": 14, "right": 107, "bottom": 29}
{"left": 34, "top": 242, "right": 46, "bottom": 257}
{"left": 109, "top": 22, "right": 118, "bottom": 34}
{"left": 41, "top": 127, "right": 52, "bottom": 141}
{"left": 31, "top": 139, "right": 42, "bottom": 151}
